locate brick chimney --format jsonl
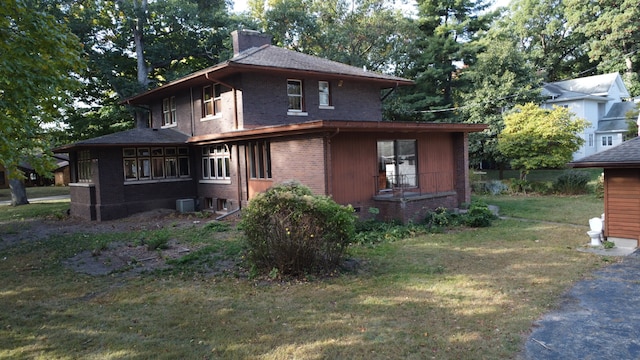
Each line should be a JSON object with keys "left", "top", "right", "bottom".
{"left": 231, "top": 30, "right": 272, "bottom": 57}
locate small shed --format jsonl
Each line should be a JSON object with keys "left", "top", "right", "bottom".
{"left": 570, "top": 136, "right": 640, "bottom": 248}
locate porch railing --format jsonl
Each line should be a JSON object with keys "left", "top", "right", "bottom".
{"left": 374, "top": 172, "right": 453, "bottom": 198}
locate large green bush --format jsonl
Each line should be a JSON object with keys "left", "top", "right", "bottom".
{"left": 553, "top": 170, "right": 590, "bottom": 195}
{"left": 241, "top": 182, "right": 355, "bottom": 277}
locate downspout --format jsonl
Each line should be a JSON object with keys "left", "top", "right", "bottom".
{"left": 189, "top": 87, "right": 195, "bottom": 136}
{"left": 236, "top": 142, "right": 243, "bottom": 211}
{"left": 325, "top": 128, "right": 340, "bottom": 197}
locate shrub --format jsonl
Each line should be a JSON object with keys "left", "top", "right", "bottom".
{"left": 553, "top": 170, "right": 590, "bottom": 195}
{"left": 462, "top": 201, "right": 496, "bottom": 228}
{"left": 594, "top": 172, "right": 604, "bottom": 198}
{"left": 472, "top": 180, "right": 508, "bottom": 195}
{"left": 241, "top": 182, "right": 355, "bottom": 277}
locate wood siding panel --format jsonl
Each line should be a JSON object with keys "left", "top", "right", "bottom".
{"left": 330, "top": 134, "right": 377, "bottom": 204}
{"left": 419, "top": 134, "right": 454, "bottom": 193}
{"left": 605, "top": 169, "right": 640, "bottom": 240}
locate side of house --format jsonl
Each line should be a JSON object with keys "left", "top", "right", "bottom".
{"left": 55, "top": 30, "right": 486, "bottom": 222}
{"left": 542, "top": 73, "right": 634, "bottom": 160}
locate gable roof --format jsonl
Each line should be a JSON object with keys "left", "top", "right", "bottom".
{"left": 125, "top": 44, "right": 413, "bottom": 105}
{"left": 542, "top": 73, "right": 629, "bottom": 102}
{"left": 53, "top": 128, "right": 189, "bottom": 152}
{"left": 570, "top": 136, "right": 640, "bottom": 168}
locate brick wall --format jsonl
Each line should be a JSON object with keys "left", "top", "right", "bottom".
{"left": 270, "top": 136, "right": 327, "bottom": 195}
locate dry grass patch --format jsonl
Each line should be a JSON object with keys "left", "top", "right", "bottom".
{"left": 0, "top": 207, "right": 610, "bottom": 359}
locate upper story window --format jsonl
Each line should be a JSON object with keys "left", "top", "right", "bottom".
{"left": 203, "top": 84, "right": 222, "bottom": 118}
{"left": 162, "top": 97, "right": 177, "bottom": 127}
{"left": 318, "top": 81, "right": 333, "bottom": 108}
{"left": 602, "top": 135, "right": 613, "bottom": 147}
{"left": 287, "top": 79, "right": 304, "bottom": 113}
{"left": 202, "top": 144, "right": 230, "bottom": 181}
{"left": 377, "top": 140, "right": 417, "bottom": 191}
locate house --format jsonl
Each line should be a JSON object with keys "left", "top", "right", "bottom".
{"left": 542, "top": 73, "right": 636, "bottom": 160}
{"left": 54, "top": 30, "right": 486, "bottom": 222}
{"left": 569, "top": 137, "right": 640, "bottom": 248}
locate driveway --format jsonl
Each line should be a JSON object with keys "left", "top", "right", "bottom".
{"left": 521, "top": 250, "right": 640, "bottom": 359}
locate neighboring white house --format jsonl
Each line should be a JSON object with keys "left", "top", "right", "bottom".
{"left": 542, "top": 73, "right": 636, "bottom": 160}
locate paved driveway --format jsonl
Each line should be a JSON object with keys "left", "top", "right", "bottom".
{"left": 521, "top": 250, "right": 640, "bottom": 359}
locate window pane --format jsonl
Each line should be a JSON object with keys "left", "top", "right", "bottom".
{"left": 224, "top": 157, "right": 230, "bottom": 178}
{"left": 249, "top": 143, "right": 256, "bottom": 178}
{"left": 210, "top": 158, "right": 216, "bottom": 178}
{"left": 396, "top": 140, "right": 417, "bottom": 186}
{"left": 166, "top": 158, "right": 177, "bottom": 177}
{"left": 319, "top": 81, "right": 329, "bottom": 106}
{"left": 289, "top": 96, "right": 302, "bottom": 111}
{"left": 202, "top": 158, "right": 209, "bottom": 178}
{"left": 139, "top": 159, "right": 151, "bottom": 178}
{"left": 179, "top": 157, "right": 189, "bottom": 176}
{"left": 124, "top": 159, "right": 137, "bottom": 180}
{"left": 152, "top": 158, "right": 164, "bottom": 178}
{"left": 287, "top": 81, "right": 301, "bottom": 95}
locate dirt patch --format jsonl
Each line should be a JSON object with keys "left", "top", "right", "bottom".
{"left": 1, "top": 209, "right": 240, "bottom": 276}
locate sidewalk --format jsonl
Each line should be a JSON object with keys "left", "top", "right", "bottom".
{"left": 0, "top": 195, "right": 70, "bottom": 206}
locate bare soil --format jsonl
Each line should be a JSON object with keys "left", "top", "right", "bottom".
{"left": 0, "top": 209, "right": 234, "bottom": 276}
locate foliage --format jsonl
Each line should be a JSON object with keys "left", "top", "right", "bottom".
{"left": 353, "top": 220, "right": 426, "bottom": 245}
{"left": 552, "top": 170, "right": 590, "bottom": 195}
{"left": 385, "top": 0, "right": 497, "bottom": 122}
{"left": 0, "top": 0, "right": 83, "bottom": 190}
{"left": 241, "top": 182, "right": 355, "bottom": 277}
{"left": 564, "top": 0, "right": 640, "bottom": 94}
{"left": 594, "top": 172, "right": 605, "bottom": 199}
{"left": 203, "top": 221, "right": 231, "bottom": 232}
{"left": 472, "top": 180, "right": 509, "bottom": 195}
{"left": 461, "top": 200, "right": 497, "bottom": 227}
{"left": 53, "top": 0, "right": 232, "bottom": 138}
{"left": 141, "top": 228, "right": 171, "bottom": 250}
{"left": 498, "top": 103, "right": 589, "bottom": 179}
{"left": 500, "top": 0, "right": 590, "bottom": 82}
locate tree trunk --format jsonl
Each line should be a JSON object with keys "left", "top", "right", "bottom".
{"left": 9, "top": 179, "right": 29, "bottom": 206}
{"left": 133, "top": 0, "right": 150, "bottom": 129}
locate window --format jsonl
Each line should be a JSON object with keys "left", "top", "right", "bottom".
{"left": 202, "top": 144, "right": 231, "bottom": 180}
{"left": 588, "top": 134, "right": 594, "bottom": 147}
{"left": 162, "top": 97, "right": 177, "bottom": 127}
{"left": 248, "top": 141, "right": 271, "bottom": 179}
{"left": 77, "top": 150, "right": 92, "bottom": 182}
{"left": 203, "top": 84, "right": 222, "bottom": 118}
{"left": 123, "top": 147, "right": 189, "bottom": 181}
{"left": 602, "top": 135, "right": 613, "bottom": 147}
{"left": 377, "top": 140, "right": 417, "bottom": 190}
{"left": 287, "top": 79, "right": 303, "bottom": 111}
{"left": 319, "top": 81, "right": 331, "bottom": 107}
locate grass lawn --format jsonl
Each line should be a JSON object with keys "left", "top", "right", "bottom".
{"left": 0, "top": 186, "right": 70, "bottom": 202}
{"left": 0, "top": 195, "right": 610, "bottom": 359}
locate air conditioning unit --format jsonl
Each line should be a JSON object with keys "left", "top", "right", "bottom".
{"left": 176, "top": 199, "right": 194, "bottom": 213}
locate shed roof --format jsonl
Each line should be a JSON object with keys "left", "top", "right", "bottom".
{"left": 570, "top": 136, "right": 640, "bottom": 168}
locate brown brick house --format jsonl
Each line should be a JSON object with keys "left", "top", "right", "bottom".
{"left": 55, "top": 30, "right": 486, "bottom": 222}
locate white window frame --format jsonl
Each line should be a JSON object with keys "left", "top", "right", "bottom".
{"left": 602, "top": 135, "right": 613, "bottom": 147}
{"left": 287, "top": 79, "right": 307, "bottom": 116}
{"left": 202, "top": 84, "right": 222, "bottom": 119}
{"left": 318, "top": 80, "right": 334, "bottom": 109}
{"left": 201, "top": 145, "right": 231, "bottom": 183}
{"left": 123, "top": 146, "right": 190, "bottom": 182}
{"left": 162, "top": 97, "right": 177, "bottom": 127}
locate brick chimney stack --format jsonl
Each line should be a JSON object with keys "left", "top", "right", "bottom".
{"left": 231, "top": 30, "right": 272, "bottom": 57}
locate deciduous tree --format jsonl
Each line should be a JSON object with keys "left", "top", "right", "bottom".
{"left": 0, "top": 0, "right": 83, "bottom": 205}
{"left": 498, "top": 103, "right": 589, "bottom": 180}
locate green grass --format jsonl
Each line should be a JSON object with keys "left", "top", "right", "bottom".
{"left": 0, "top": 202, "right": 70, "bottom": 222}
{"left": 0, "top": 186, "right": 70, "bottom": 201}
{"left": 0, "top": 194, "right": 609, "bottom": 359}
{"left": 477, "top": 168, "right": 602, "bottom": 183}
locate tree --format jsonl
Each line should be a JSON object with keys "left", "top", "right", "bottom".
{"left": 385, "top": 0, "right": 497, "bottom": 122}
{"left": 497, "top": 103, "right": 589, "bottom": 180}
{"left": 500, "top": 0, "right": 591, "bottom": 82}
{"left": 565, "top": 0, "right": 640, "bottom": 93}
{"left": 460, "top": 33, "right": 543, "bottom": 172}
{"left": 0, "top": 0, "right": 83, "bottom": 205}
{"left": 54, "top": 0, "right": 232, "bottom": 138}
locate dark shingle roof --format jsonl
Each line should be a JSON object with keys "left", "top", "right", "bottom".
{"left": 53, "top": 128, "right": 189, "bottom": 152}
{"left": 570, "top": 137, "right": 640, "bottom": 168}
{"left": 231, "top": 45, "right": 410, "bottom": 83}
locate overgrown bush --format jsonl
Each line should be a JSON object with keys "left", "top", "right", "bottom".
{"left": 241, "top": 182, "right": 355, "bottom": 277}
{"left": 462, "top": 201, "right": 497, "bottom": 227}
{"left": 472, "top": 180, "right": 508, "bottom": 195}
{"left": 594, "top": 172, "right": 604, "bottom": 198}
{"left": 553, "top": 170, "right": 590, "bottom": 195}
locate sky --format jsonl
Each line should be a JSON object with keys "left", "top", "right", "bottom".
{"left": 231, "top": 0, "right": 512, "bottom": 14}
